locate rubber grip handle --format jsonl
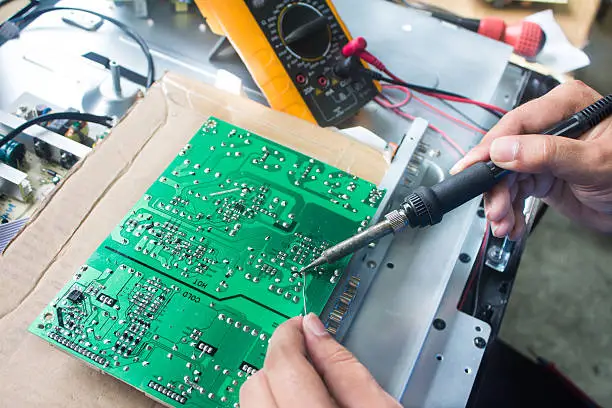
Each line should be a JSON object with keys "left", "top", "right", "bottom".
{"left": 433, "top": 161, "right": 500, "bottom": 212}
{"left": 403, "top": 162, "right": 499, "bottom": 227}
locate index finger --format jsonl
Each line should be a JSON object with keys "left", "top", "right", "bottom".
{"left": 450, "top": 80, "right": 603, "bottom": 174}
{"left": 263, "top": 317, "right": 336, "bottom": 408}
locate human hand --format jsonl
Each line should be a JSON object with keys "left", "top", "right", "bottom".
{"left": 240, "top": 313, "right": 400, "bottom": 408}
{"left": 450, "top": 81, "right": 612, "bottom": 238}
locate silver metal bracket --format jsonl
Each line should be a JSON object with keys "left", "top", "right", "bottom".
{"left": 321, "top": 118, "right": 429, "bottom": 340}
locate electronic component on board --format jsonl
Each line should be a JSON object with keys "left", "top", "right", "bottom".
{"left": 30, "top": 117, "right": 385, "bottom": 407}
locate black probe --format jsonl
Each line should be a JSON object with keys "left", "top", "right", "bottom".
{"left": 301, "top": 94, "right": 612, "bottom": 272}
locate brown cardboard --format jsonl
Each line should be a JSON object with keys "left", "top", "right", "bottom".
{"left": 0, "top": 72, "right": 387, "bottom": 407}
{"left": 0, "top": 0, "right": 29, "bottom": 24}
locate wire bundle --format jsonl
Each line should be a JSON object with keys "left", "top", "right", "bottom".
{"left": 341, "top": 36, "right": 508, "bottom": 155}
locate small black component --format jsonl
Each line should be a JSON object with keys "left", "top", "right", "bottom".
{"left": 96, "top": 293, "right": 117, "bottom": 307}
{"left": 196, "top": 341, "right": 218, "bottom": 356}
{"left": 60, "top": 151, "right": 78, "bottom": 169}
{"left": 33, "top": 137, "right": 51, "bottom": 160}
{"left": 67, "top": 289, "right": 84, "bottom": 303}
{"left": 56, "top": 308, "right": 65, "bottom": 327}
{"left": 234, "top": 202, "right": 245, "bottom": 212}
{"left": 239, "top": 361, "right": 259, "bottom": 375}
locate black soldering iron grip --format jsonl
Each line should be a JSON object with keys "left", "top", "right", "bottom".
{"left": 543, "top": 94, "right": 612, "bottom": 138}
{"left": 402, "top": 162, "right": 499, "bottom": 228}
{"left": 575, "top": 94, "right": 612, "bottom": 132}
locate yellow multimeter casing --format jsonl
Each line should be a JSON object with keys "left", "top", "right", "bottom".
{"left": 195, "top": 0, "right": 378, "bottom": 127}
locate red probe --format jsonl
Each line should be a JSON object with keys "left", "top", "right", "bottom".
{"left": 344, "top": 16, "right": 545, "bottom": 59}
{"left": 430, "top": 12, "right": 546, "bottom": 58}
{"left": 471, "top": 17, "right": 546, "bottom": 58}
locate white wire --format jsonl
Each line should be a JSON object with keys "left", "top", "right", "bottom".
{"left": 302, "top": 270, "right": 308, "bottom": 315}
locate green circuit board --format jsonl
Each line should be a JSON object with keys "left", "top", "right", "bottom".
{"left": 29, "top": 118, "right": 384, "bottom": 407}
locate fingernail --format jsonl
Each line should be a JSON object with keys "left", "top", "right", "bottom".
{"left": 303, "top": 313, "right": 328, "bottom": 337}
{"left": 490, "top": 137, "right": 519, "bottom": 163}
{"left": 491, "top": 223, "right": 499, "bottom": 236}
{"left": 449, "top": 161, "right": 463, "bottom": 175}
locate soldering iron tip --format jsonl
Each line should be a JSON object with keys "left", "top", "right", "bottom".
{"left": 300, "top": 258, "right": 325, "bottom": 274}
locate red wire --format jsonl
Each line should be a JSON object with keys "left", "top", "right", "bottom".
{"left": 379, "top": 86, "right": 413, "bottom": 109}
{"left": 419, "top": 91, "right": 508, "bottom": 114}
{"left": 379, "top": 63, "right": 507, "bottom": 114}
{"left": 353, "top": 46, "right": 507, "bottom": 115}
{"left": 382, "top": 85, "right": 487, "bottom": 135}
{"left": 375, "top": 95, "right": 467, "bottom": 157}
{"left": 457, "top": 222, "right": 490, "bottom": 311}
{"left": 424, "top": 121, "right": 467, "bottom": 157}
{"left": 382, "top": 67, "right": 405, "bottom": 84}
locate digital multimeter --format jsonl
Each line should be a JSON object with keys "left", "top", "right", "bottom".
{"left": 195, "top": 0, "right": 378, "bottom": 127}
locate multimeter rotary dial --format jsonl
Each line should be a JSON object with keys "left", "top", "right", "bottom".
{"left": 279, "top": 3, "right": 332, "bottom": 60}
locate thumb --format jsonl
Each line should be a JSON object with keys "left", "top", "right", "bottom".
{"left": 302, "top": 313, "right": 399, "bottom": 408}
{"left": 490, "top": 135, "right": 598, "bottom": 182}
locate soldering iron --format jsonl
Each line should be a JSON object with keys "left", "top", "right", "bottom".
{"left": 302, "top": 94, "right": 612, "bottom": 272}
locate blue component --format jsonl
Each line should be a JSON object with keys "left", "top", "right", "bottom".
{"left": 0, "top": 140, "right": 26, "bottom": 167}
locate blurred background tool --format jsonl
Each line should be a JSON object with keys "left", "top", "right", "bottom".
{"left": 485, "top": 0, "right": 568, "bottom": 8}
{"left": 399, "top": 1, "right": 546, "bottom": 57}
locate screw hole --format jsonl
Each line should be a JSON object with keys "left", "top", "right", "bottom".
{"left": 459, "top": 253, "right": 471, "bottom": 263}
{"left": 477, "top": 208, "right": 485, "bottom": 218}
{"left": 475, "top": 326, "right": 482, "bottom": 332}
{"left": 435, "top": 354, "right": 443, "bottom": 361}
{"left": 386, "top": 262, "right": 394, "bottom": 269}
{"left": 464, "top": 367, "right": 472, "bottom": 374}
{"left": 433, "top": 318, "right": 446, "bottom": 330}
{"left": 43, "top": 312, "right": 53, "bottom": 322}
{"left": 367, "top": 260, "right": 377, "bottom": 269}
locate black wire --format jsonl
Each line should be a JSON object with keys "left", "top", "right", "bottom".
{"left": 13, "top": 7, "right": 155, "bottom": 88}
{"left": 439, "top": 99, "right": 490, "bottom": 132}
{"left": 366, "top": 70, "right": 504, "bottom": 119}
{"left": 0, "top": 112, "right": 114, "bottom": 149}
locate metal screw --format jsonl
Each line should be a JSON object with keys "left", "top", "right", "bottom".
{"left": 459, "top": 253, "right": 471, "bottom": 263}
{"left": 474, "top": 337, "right": 486, "bottom": 349}
{"left": 110, "top": 60, "right": 123, "bottom": 97}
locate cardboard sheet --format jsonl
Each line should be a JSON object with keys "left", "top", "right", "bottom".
{"left": 0, "top": 72, "right": 387, "bottom": 407}
{"left": 0, "top": 0, "right": 29, "bottom": 24}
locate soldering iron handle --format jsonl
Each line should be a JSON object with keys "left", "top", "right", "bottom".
{"left": 402, "top": 162, "right": 500, "bottom": 227}
{"left": 402, "top": 94, "right": 612, "bottom": 228}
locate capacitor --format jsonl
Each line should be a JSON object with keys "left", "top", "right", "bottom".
{"left": 0, "top": 140, "right": 25, "bottom": 167}
{"left": 35, "top": 104, "right": 51, "bottom": 117}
